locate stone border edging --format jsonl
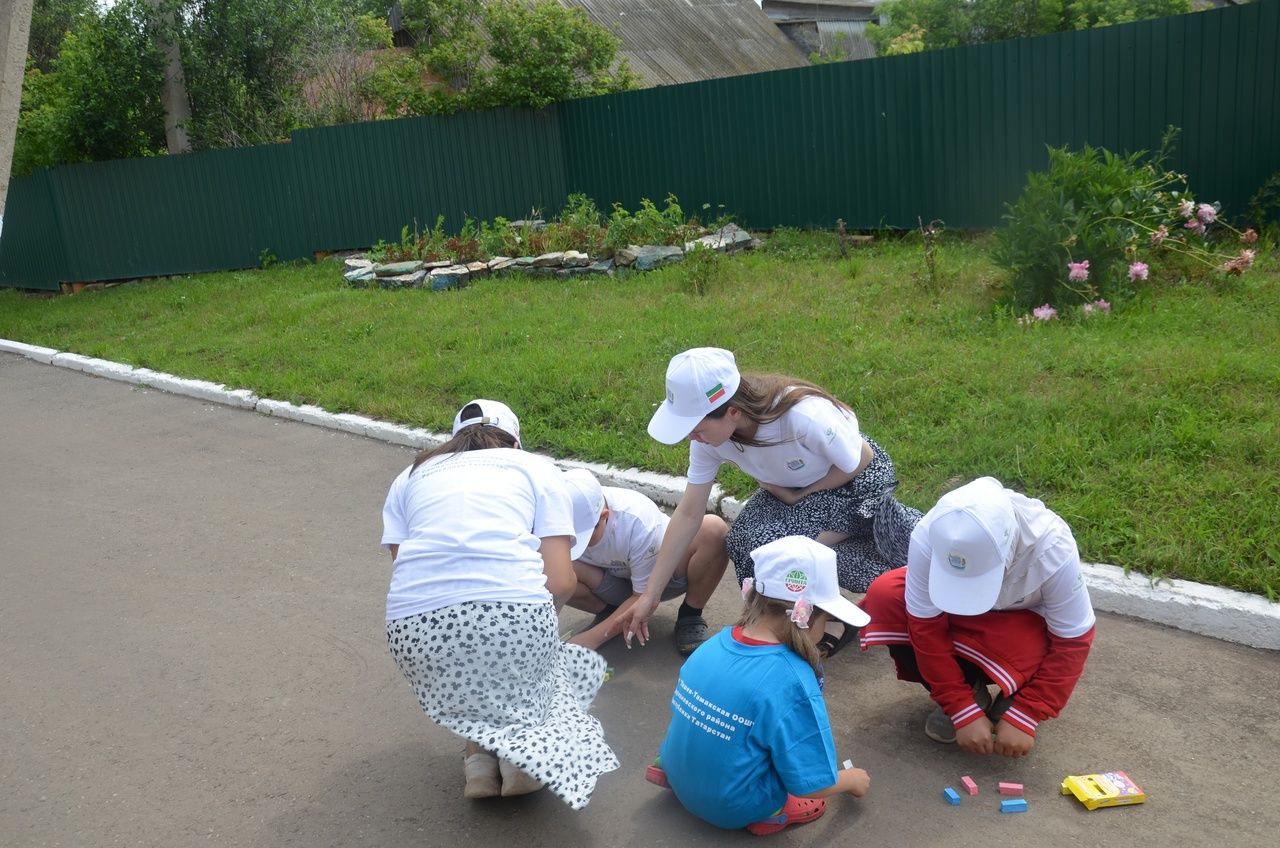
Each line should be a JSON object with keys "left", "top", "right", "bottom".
{"left": 4, "top": 337, "right": 1276, "bottom": 651}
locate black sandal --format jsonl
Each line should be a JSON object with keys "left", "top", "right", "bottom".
{"left": 816, "top": 623, "right": 859, "bottom": 659}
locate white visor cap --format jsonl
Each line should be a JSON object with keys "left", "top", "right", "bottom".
{"left": 562, "top": 469, "right": 605, "bottom": 561}
{"left": 452, "top": 399, "right": 521, "bottom": 443}
{"left": 647, "top": 347, "right": 741, "bottom": 444}
{"left": 750, "top": 535, "right": 870, "bottom": 627}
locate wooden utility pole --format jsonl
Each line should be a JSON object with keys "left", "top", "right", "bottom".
{"left": 0, "top": 0, "right": 35, "bottom": 219}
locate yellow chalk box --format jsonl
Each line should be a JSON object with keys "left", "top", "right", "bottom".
{"left": 1060, "top": 771, "right": 1147, "bottom": 810}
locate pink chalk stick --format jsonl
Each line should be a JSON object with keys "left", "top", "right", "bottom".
{"left": 961, "top": 776, "right": 979, "bottom": 796}
{"left": 998, "top": 782, "right": 1024, "bottom": 795}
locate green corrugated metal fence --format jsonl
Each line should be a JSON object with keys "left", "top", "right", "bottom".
{"left": 2, "top": 1, "right": 1277, "bottom": 292}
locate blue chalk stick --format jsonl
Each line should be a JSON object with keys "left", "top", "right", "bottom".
{"left": 1000, "top": 798, "right": 1028, "bottom": 813}
{"left": 943, "top": 787, "right": 961, "bottom": 805}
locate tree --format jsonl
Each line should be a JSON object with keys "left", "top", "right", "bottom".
{"left": 145, "top": 0, "right": 192, "bottom": 153}
{"left": 14, "top": 1, "right": 167, "bottom": 174}
{"left": 365, "top": 0, "right": 636, "bottom": 116}
{"left": 179, "top": 0, "right": 327, "bottom": 148}
{"left": 27, "top": 0, "right": 95, "bottom": 72}
{"left": 867, "top": 0, "right": 1193, "bottom": 55}
{"left": 473, "top": 0, "right": 636, "bottom": 109}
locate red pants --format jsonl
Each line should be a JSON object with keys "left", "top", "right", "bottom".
{"left": 858, "top": 567, "right": 1050, "bottom": 697}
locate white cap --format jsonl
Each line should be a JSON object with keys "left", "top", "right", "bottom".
{"left": 647, "top": 347, "right": 741, "bottom": 444}
{"left": 562, "top": 469, "right": 605, "bottom": 560}
{"left": 452, "top": 399, "right": 520, "bottom": 443}
{"left": 926, "top": 478, "right": 1017, "bottom": 616}
{"left": 750, "top": 536, "right": 870, "bottom": 627}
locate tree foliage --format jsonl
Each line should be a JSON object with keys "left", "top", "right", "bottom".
{"left": 364, "top": 0, "right": 637, "bottom": 117}
{"left": 867, "top": 0, "right": 1194, "bottom": 54}
{"left": 16, "top": 0, "right": 639, "bottom": 172}
{"left": 14, "top": 1, "right": 166, "bottom": 175}
{"left": 28, "top": 0, "right": 98, "bottom": 72}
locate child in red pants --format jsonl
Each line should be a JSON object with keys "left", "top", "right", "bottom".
{"left": 860, "top": 477, "right": 1095, "bottom": 757}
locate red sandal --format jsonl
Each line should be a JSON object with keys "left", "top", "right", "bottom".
{"left": 746, "top": 794, "right": 827, "bottom": 836}
{"left": 644, "top": 763, "right": 670, "bottom": 789}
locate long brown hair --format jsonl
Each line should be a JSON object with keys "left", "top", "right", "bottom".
{"left": 736, "top": 592, "right": 824, "bottom": 679}
{"left": 410, "top": 402, "right": 518, "bottom": 471}
{"left": 706, "top": 372, "right": 853, "bottom": 448}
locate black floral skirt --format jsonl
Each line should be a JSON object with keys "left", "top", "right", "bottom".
{"left": 386, "top": 600, "right": 619, "bottom": 809}
{"left": 726, "top": 437, "right": 922, "bottom": 592}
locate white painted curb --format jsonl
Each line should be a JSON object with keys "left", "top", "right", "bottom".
{"left": 1082, "top": 563, "right": 1279, "bottom": 650}
{"left": 5, "top": 339, "right": 1277, "bottom": 651}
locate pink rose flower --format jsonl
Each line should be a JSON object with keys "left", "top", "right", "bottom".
{"left": 1176, "top": 199, "right": 1195, "bottom": 219}
{"left": 1094, "top": 299, "right": 1111, "bottom": 314}
{"left": 1184, "top": 219, "right": 1206, "bottom": 237}
{"left": 1128, "top": 261, "right": 1149, "bottom": 281}
{"left": 1032, "top": 304, "right": 1059, "bottom": 321}
{"left": 1196, "top": 203, "right": 1217, "bottom": 224}
{"left": 1067, "top": 260, "right": 1090, "bottom": 282}
{"left": 1081, "top": 303, "right": 1095, "bottom": 317}
{"left": 1150, "top": 224, "right": 1169, "bottom": 246}
{"left": 1241, "top": 228, "right": 1258, "bottom": 245}
{"left": 1240, "top": 249, "right": 1256, "bottom": 268}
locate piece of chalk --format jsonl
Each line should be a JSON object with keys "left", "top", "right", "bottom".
{"left": 943, "top": 787, "right": 961, "bottom": 805}
{"left": 961, "top": 775, "right": 979, "bottom": 796}
{"left": 998, "top": 782, "right": 1024, "bottom": 795}
{"left": 842, "top": 759, "right": 853, "bottom": 770}
{"left": 1000, "top": 798, "right": 1028, "bottom": 813}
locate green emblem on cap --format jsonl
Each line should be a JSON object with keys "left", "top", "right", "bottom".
{"left": 783, "top": 569, "right": 808, "bottom": 592}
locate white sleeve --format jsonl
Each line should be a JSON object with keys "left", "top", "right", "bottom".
{"left": 686, "top": 441, "right": 722, "bottom": 485}
{"left": 904, "top": 523, "right": 943, "bottom": 619}
{"left": 1037, "top": 536, "right": 1096, "bottom": 638}
{"left": 380, "top": 467, "right": 411, "bottom": 551}
{"left": 528, "top": 460, "right": 576, "bottom": 540}
{"left": 797, "top": 399, "right": 863, "bottom": 473}
{"left": 625, "top": 513, "right": 667, "bottom": 594}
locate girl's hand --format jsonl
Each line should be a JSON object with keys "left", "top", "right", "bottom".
{"left": 618, "top": 594, "right": 659, "bottom": 647}
{"left": 842, "top": 766, "right": 871, "bottom": 797}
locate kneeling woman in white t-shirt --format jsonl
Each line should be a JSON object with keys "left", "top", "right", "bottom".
{"left": 380, "top": 399, "right": 619, "bottom": 808}
{"left": 624, "top": 348, "right": 922, "bottom": 657}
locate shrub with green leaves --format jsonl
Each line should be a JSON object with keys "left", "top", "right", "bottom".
{"left": 993, "top": 130, "right": 1260, "bottom": 314}
{"left": 604, "top": 195, "right": 693, "bottom": 250}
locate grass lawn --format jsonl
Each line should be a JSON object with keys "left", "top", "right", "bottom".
{"left": 1, "top": 231, "right": 1276, "bottom": 598}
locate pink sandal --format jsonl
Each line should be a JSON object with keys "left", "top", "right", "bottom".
{"left": 746, "top": 794, "right": 827, "bottom": 836}
{"left": 644, "top": 763, "right": 670, "bottom": 789}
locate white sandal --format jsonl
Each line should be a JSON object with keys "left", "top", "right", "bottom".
{"left": 499, "top": 758, "right": 544, "bottom": 797}
{"left": 463, "top": 752, "right": 501, "bottom": 799}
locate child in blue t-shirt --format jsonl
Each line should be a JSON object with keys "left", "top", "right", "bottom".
{"left": 647, "top": 535, "right": 872, "bottom": 836}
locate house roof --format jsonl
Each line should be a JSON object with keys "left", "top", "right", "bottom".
{"left": 560, "top": 0, "right": 808, "bottom": 86}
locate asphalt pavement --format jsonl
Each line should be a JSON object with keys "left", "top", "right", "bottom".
{"left": 2, "top": 351, "right": 1277, "bottom": 848}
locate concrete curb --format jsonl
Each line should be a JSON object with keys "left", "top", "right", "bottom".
{"left": 4, "top": 338, "right": 1276, "bottom": 650}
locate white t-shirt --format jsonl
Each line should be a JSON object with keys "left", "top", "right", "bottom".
{"left": 577, "top": 486, "right": 669, "bottom": 593}
{"left": 687, "top": 394, "right": 863, "bottom": 488}
{"left": 380, "top": 448, "right": 575, "bottom": 621}
{"left": 904, "top": 479, "right": 1096, "bottom": 638}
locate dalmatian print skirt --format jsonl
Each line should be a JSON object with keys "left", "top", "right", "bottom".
{"left": 386, "top": 600, "right": 619, "bottom": 810}
{"left": 726, "top": 436, "right": 923, "bottom": 593}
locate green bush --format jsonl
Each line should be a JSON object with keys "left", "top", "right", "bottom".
{"left": 993, "top": 130, "right": 1259, "bottom": 313}
{"left": 604, "top": 195, "right": 693, "bottom": 250}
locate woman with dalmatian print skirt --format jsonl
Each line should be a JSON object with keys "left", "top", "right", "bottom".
{"left": 380, "top": 399, "right": 618, "bottom": 808}
{"left": 620, "top": 348, "right": 922, "bottom": 660}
